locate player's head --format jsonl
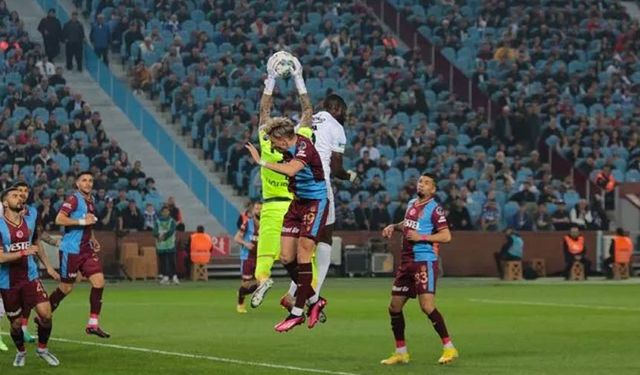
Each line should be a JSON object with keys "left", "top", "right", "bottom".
{"left": 322, "top": 94, "right": 347, "bottom": 124}
{"left": 11, "top": 181, "right": 30, "bottom": 203}
{"left": 1, "top": 187, "right": 23, "bottom": 213}
{"left": 265, "top": 117, "right": 296, "bottom": 151}
{"left": 569, "top": 225, "right": 580, "bottom": 238}
{"left": 417, "top": 173, "right": 437, "bottom": 199}
{"left": 616, "top": 227, "right": 625, "bottom": 236}
{"left": 251, "top": 201, "right": 262, "bottom": 219}
{"left": 75, "top": 171, "right": 94, "bottom": 194}
{"left": 196, "top": 225, "right": 205, "bottom": 233}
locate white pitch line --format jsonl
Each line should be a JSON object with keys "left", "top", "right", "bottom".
{"left": 469, "top": 298, "right": 640, "bottom": 312}
{"left": 40, "top": 336, "right": 362, "bottom": 375}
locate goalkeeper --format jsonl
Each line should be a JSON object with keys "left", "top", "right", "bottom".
{"left": 250, "top": 53, "right": 314, "bottom": 308}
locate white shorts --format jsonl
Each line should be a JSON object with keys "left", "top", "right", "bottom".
{"left": 326, "top": 183, "right": 335, "bottom": 226}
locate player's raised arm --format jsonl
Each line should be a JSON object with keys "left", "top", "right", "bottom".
{"left": 258, "top": 54, "right": 279, "bottom": 130}
{"left": 291, "top": 56, "right": 313, "bottom": 128}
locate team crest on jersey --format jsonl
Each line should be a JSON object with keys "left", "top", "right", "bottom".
{"left": 299, "top": 141, "right": 307, "bottom": 150}
{"left": 16, "top": 230, "right": 23, "bottom": 239}
{"left": 409, "top": 208, "right": 416, "bottom": 216}
{"left": 435, "top": 206, "right": 444, "bottom": 215}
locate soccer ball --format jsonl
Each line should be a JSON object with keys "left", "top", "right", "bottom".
{"left": 270, "top": 51, "right": 295, "bottom": 78}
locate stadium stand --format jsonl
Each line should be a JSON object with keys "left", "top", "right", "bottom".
{"left": 80, "top": 0, "right": 638, "bottom": 232}
{"left": 0, "top": 4, "right": 164, "bottom": 231}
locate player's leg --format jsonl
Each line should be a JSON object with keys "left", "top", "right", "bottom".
{"left": 80, "top": 252, "right": 110, "bottom": 337}
{"left": 0, "top": 297, "right": 8, "bottom": 351}
{"left": 381, "top": 264, "right": 412, "bottom": 365}
{"left": 30, "top": 280, "right": 59, "bottom": 367}
{"left": 254, "top": 201, "right": 288, "bottom": 282}
{"left": 2, "top": 288, "right": 27, "bottom": 366}
{"left": 237, "top": 257, "right": 257, "bottom": 313}
{"left": 252, "top": 201, "right": 289, "bottom": 307}
{"left": 305, "top": 199, "right": 330, "bottom": 328}
{"left": 20, "top": 310, "right": 35, "bottom": 343}
{"left": 49, "top": 251, "right": 77, "bottom": 311}
{"left": 416, "top": 261, "right": 457, "bottom": 364}
{"left": 85, "top": 271, "right": 110, "bottom": 338}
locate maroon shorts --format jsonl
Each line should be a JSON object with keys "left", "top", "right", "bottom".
{"left": 281, "top": 198, "right": 329, "bottom": 242}
{"left": 0, "top": 280, "right": 49, "bottom": 321}
{"left": 60, "top": 251, "right": 103, "bottom": 283}
{"left": 391, "top": 261, "right": 439, "bottom": 298}
{"left": 241, "top": 253, "right": 256, "bottom": 280}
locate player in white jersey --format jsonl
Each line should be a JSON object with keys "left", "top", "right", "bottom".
{"left": 282, "top": 94, "right": 358, "bottom": 326}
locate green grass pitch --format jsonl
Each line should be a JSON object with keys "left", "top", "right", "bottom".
{"left": 1, "top": 278, "right": 639, "bottom": 374}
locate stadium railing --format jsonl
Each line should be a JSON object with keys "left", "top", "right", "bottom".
{"left": 34, "top": 0, "right": 240, "bottom": 234}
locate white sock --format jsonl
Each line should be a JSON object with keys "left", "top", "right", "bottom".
{"left": 310, "top": 242, "right": 332, "bottom": 300}
{"left": 396, "top": 346, "right": 408, "bottom": 354}
{"left": 444, "top": 341, "right": 455, "bottom": 349}
{"left": 287, "top": 281, "right": 297, "bottom": 298}
{"left": 88, "top": 316, "right": 99, "bottom": 326}
{"left": 291, "top": 307, "right": 304, "bottom": 316}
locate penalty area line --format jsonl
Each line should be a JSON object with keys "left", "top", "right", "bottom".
{"left": 469, "top": 298, "right": 640, "bottom": 312}
{"left": 45, "top": 336, "right": 363, "bottom": 375}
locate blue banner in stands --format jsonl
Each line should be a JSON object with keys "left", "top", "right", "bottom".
{"left": 35, "top": 0, "right": 240, "bottom": 234}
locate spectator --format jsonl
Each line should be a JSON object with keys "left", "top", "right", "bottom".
{"left": 166, "top": 196, "right": 184, "bottom": 230}
{"left": 131, "top": 60, "right": 152, "bottom": 94}
{"left": 551, "top": 201, "right": 571, "bottom": 231}
{"left": 370, "top": 201, "right": 391, "bottom": 231}
{"left": 510, "top": 202, "right": 533, "bottom": 231}
{"left": 48, "top": 66, "right": 66, "bottom": 86}
{"left": 335, "top": 199, "right": 357, "bottom": 230}
{"left": 143, "top": 202, "right": 157, "bottom": 231}
{"left": 510, "top": 180, "right": 537, "bottom": 203}
{"left": 448, "top": 197, "right": 473, "bottom": 230}
{"left": 37, "top": 8, "right": 63, "bottom": 61}
{"left": 360, "top": 138, "right": 381, "bottom": 160}
{"left": 119, "top": 200, "right": 144, "bottom": 231}
{"left": 480, "top": 199, "right": 500, "bottom": 231}
{"left": 35, "top": 55, "right": 55, "bottom": 77}
{"left": 569, "top": 199, "right": 593, "bottom": 229}
{"left": 603, "top": 228, "right": 633, "bottom": 279}
{"left": 353, "top": 199, "right": 371, "bottom": 230}
{"left": 494, "top": 228, "right": 524, "bottom": 278}
{"left": 38, "top": 196, "right": 56, "bottom": 231}
{"left": 90, "top": 13, "right": 111, "bottom": 65}
{"left": 594, "top": 165, "right": 616, "bottom": 210}
{"left": 62, "top": 11, "right": 85, "bottom": 71}
{"left": 97, "top": 198, "right": 118, "bottom": 231}
{"left": 562, "top": 226, "right": 591, "bottom": 280}
{"left": 533, "top": 203, "right": 553, "bottom": 231}
{"left": 154, "top": 206, "right": 178, "bottom": 284}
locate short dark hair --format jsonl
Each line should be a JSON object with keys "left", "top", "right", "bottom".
{"left": 0, "top": 187, "right": 19, "bottom": 202}
{"left": 616, "top": 227, "right": 625, "bottom": 236}
{"left": 323, "top": 94, "right": 346, "bottom": 113}
{"left": 11, "top": 181, "right": 30, "bottom": 190}
{"left": 196, "top": 225, "right": 205, "bottom": 233}
{"left": 421, "top": 172, "right": 438, "bottom": 183}
{"left": 76, "top": 170, "right": 93, "bottom": 179}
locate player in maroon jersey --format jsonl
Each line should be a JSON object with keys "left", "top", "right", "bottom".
{"left": 0, "top": 187, "right": 59, "bottom": 367}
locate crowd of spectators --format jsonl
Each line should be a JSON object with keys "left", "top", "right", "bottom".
{"left": 0, "top": 1, "right": 177, "bottom": 235}
{"left": 74, "top": 0, "right": 639, "bottom": 232}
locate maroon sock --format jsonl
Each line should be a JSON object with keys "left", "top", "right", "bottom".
{"left": 49, "top": 288, "right": 67, "bottom": 312}
{"left": 294, "top": 263, "right": 314, "bottom": 310}
{"left": 238, "top": 284, "right": 257, "bottom": 304}
{"left": 427, "top": 309, "right": 451, "bottom": 344}
{"left": 283, "top": 261, "right": 299, "bottom": 283}
{"left": 36, "top": 317, "right": 52, "bottom": 347}
{"left": 389, "top": 311, "right": 406, "bottom": 347}
{"left": 10, "top": 327, "right": 25, "bottom": 352}
{"left": 90, "top": 287, "right": 104, "bottom": 315}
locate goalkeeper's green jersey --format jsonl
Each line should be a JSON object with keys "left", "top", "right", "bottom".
{"left": 259, "top": 126, "right": 313, "bottom": 200}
